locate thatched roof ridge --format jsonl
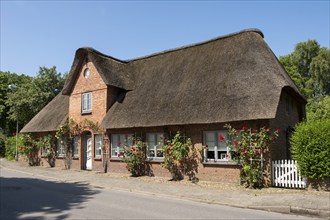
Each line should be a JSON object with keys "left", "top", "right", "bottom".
{"left": 101, "top": 29, "right": 305, "bottom": 129}
{"left": 127, "top": 29, "right": 264, "bottom": 62}
{"left": 62, "top": 47, "right": 134, "bottom": 95}
{"left": 21, "top": 93, "right": 69, "bottom": 133}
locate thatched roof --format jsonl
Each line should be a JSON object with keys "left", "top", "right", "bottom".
{"left": 22, "top": 29, "right": 306, "bottom": 133}
{"left": 62, "top": 48, "right": 134, "bottom": 95}
{"left": 100, "top": 29, "right": 305, "bottom": 129}
{"left": 21, "top": 93, "right": 69, "bottom": 133}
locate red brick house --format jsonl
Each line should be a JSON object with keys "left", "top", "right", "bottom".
{"left": 21, "top": 29, "right": 306, "bottom": 183}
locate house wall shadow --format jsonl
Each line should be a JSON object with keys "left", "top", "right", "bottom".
{"left": 0, "top": 177, "right": 100, "bottom": 219}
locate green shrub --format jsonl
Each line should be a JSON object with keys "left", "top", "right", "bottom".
{"left": 0, "top": 133, "right": 5, "bottom": 158}
{"left": 290, "top": 120, "right": 330, "bottom": 179}
{"left": 5, "top": 135, "right": 18, "bottom": 160}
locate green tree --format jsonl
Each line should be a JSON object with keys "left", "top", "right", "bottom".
{"left": 5, "top": 66, "right": 66, "bottom": 129}
{"left": 0, "top": 71, "right": 32, "bottom": 135}
{"left": 279, "top": 40, "right": 330, "bottom": 99}
{"left": 306, "top": 95, "right": 330, "bottom": 121}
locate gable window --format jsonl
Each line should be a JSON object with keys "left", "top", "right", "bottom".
{"left": 73, "top": 136, "right": 79, "bottom": 158}
{"left": 203, "top": 131, "right": 230, "bottom": 162}
{"left": 94, "top": 134, "right": 103, "bottom": 159}
{"left": 82, "top": 92, "right": 92, "bottom": 114}
{"left": 146, "top": 133, "right": 164, "bottom": 159}
{"left": 111, "top": 134, "right": 133, "bottom": 158}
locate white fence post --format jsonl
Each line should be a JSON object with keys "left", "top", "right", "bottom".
{"left": 272, "top": 159, "right": 306, "bottom": 189}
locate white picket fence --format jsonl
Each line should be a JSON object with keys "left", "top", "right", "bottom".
{"left": 272, "top": 160, "right": 306, "bottom": 189}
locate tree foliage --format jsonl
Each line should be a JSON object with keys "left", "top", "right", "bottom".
{"left": 279, "top": 40, "right": 330, "bottom": 99}
{"left": 290, "top": 120, "right": 330, "bottom": 179}
{"left": 1, "top": 67, "right": 66, "bottom": 136}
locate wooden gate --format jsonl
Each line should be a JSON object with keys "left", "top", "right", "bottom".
{"left": 272, "top": 160, "right": 306, "bottom": 189}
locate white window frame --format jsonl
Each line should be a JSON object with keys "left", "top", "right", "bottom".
{"left": 73, "top": 135, "right": 79, "bottom": 158}
{"left": 57, "top": 140, "right": 65, "bottom": 158}
{"left": 146, "top": 133, "right": 164, "bottom": 160}
{"left": 203, "top": 131, "right": 231, "bottom": 162}
{"left": 82, "top": 92, "right": 92, "bottom": 114}
{"left": 94, "top": 134, "right": 103, "bottom": 159}
{"left": 111, "top": 134, "right": 133, "bottom": 158}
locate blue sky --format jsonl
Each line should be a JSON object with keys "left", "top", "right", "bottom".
{"left": 1, "top": 1, "right": 329, "bottom": 77}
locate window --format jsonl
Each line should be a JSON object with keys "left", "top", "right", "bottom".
{"left": 83, "top": 68, "right": 90, "bottom": 79}
{"left": 73, "top": 136, "right": 79, "bottom": 158}
{"left": 146, "top": 133, "right": 164, "bottom": 159}
{"left": 111, "top": 134, "right": 133, "bottom": 158}
{"left": 82, "top": 92, "right": 92, "bottom": 114}
{"left": 57, "top": 140, "right": 65, "bottom": 157}
{"left": 94, "top": 134, "right": 103, "bottom": 159}
{"left": 41, "top": 145, "right": 48, "bottom": 157}
{"left": 203, "top": 131, "right": 230, "bottom": 162}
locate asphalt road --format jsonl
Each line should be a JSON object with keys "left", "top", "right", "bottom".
{"left": 0, "top": 167, "right": 318, "bottom": 220}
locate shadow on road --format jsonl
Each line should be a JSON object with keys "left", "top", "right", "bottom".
{"left": 0, "top": 176, "right": 100, "bottom": 219}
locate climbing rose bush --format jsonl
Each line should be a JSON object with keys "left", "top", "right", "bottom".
{"left": 224, "top": 124, "right": 280, "bottom": 188}
{"left": 122, "top": 138, "right": 148, "bottom": 177}
{"left": 161, "top": 132, "right": 201, "bottom": 181}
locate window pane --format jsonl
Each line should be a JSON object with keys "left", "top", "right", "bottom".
{"left": 82, "top": 92, "right": 92, "bottom": 113}
{"left": 94, "top": 135, "right": 102, "bottom": 158}
{"left": 205, "top": 131, "right": 216, "bottom": 149}
{"left": 111, "top": 135, "right": 118, "bottom": 156}
{"left": 147, "top": 134, "right": 155, "bottom": 146}
{"left": 74, "top": 136, "right": 79, "bottom": 157}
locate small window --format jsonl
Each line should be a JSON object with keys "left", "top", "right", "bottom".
{"left": 146, "top": 133, "right": 164, "bottom": 159}
{"left": 73, "top": 136, "right": 79, "bottom": 158}
{"left": 111, "top": 134, "right": 133, "bottom": 158}
{"left": 94, "top": 134, "right": 103, "bottom": 159}
{"left": 84, "top": 68, "right": 90, "bottom": 79}
{"left": 57, "top": 140, "right": 65, "bottom": 158}
{"left": 203, "top": 131, "right": 230, "bottom": 162}
{"left": 41, "top": 145, "right": 48, "bottom": 157}
{"left": 82, "top": 92, "right": 92, "bottom": 114}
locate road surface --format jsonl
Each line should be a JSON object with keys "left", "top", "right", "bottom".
{"left": 0, "top": 167, "right": 318, "bottom": 219}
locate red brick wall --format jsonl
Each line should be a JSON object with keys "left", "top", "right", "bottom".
{"left": 69, "top": 61, "right": 107, "bottom": 125}
{"left": 270, "top": 90, "right": 305, "bottom": 160}
{"left": 106, "top": 121, "right": 270, "bottom": 183}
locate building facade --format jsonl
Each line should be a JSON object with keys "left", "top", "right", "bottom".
{"left": 21, "top": 29, "right": 306, "bottom": 183}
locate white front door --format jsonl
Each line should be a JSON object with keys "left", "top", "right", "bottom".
{"left": 85, "top": 135, "right": 92, "bottom": 170}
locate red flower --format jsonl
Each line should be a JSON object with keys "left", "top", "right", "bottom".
{"left": 252, "top": 129, "right": 257, "bottom": 133}
{"left": 267, "top": 128, "right": 271, "bottom": 131}
{"left": 118, "top": 153, "right": 121, "bottom": 157}
{"left": 219, "top": 134, "right": 224, "bottom": 142}
{"left": 235, "top": 129, "right": 240, "bottom": 133}
{"left": 226, "top": 154, "right": 229, "bottom": 158}
{"left": 276, "top": 129, "right": 281, "bottom": 133}
{"left": 160, "top": 136, "right": 163, "bottom": 139}
{"left": 242, "top": 126, "right": 247, "bottom": 131}
{"left": 234, "top": 141, "right": 238, "bottom": 145}
{"left": 118, "top": 141, "right": 122, "bottom": 145}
